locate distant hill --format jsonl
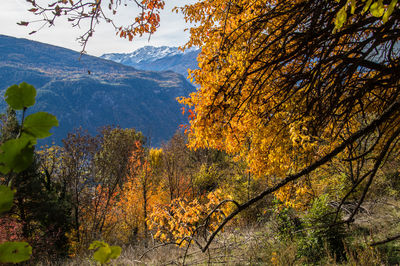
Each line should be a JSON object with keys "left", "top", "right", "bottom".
{"left": 101, "top": 46, "right": 200, "bottom": 80}
{"left": 0, "top": 35, "right": 195, "bottom": 146}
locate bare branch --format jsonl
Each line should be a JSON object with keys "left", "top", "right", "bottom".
{"left": 370, "top": 233, "right": 400, "bottom": 247}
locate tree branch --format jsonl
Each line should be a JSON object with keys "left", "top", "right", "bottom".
{"left": 370, "top": 233, "right": 400, "bottom": 247}
{"left": 200, "top": 99, "right": 400, "bottom": 252}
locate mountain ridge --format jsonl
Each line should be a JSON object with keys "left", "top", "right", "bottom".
{"left": 101, "top": 46, "right": 200, "bottom": 80}
{"left": 0, "top": 35, "right": 194, "bottom": 146}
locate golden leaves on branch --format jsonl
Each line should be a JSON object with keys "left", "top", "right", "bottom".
{"left": 334, "top": 0, "right": 398, "bottom": 32}
{"left": 177, "top": 0, "right": 400, "bottom": 213}
{"left": 148, "top": 189, "right": 232, "bottom": 246}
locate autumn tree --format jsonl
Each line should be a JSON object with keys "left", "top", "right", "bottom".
{"left": 161, "top": 131, "right": 240, "bottom": 200}
{"left": 85, "top": 127, "right": 144, "bottom": 240}
{"left": 19, "top": 0, "right": 400, "bottom": 253}
{"left": 94, "top": 127, "right": 144, "bottom": 188}
{"left": 0, "top": 107, "right": 19, "bottom": 144}
{"left": 60, "top": 128, "right": 100, "bottom": 248}
{"left": 176, "top": 0, "right": 400, "bottom": 250}
{"left": 147, "top": 188, "right": 240, "bottom": 261}
{"left": 58, "top": 127, "right": 144, "bottom": 250}
{"left": 126, "top": 142, "right": 162, "bottom": 246}
{"left": 98, "top": 142, "right": 166, "bottom": 245}
{"left": 161, "top": 132, "right": 194, "bottom": 201}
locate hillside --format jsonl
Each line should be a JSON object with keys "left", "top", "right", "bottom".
{"left": 0, "top": 35, "right": 195, "bottom": 146}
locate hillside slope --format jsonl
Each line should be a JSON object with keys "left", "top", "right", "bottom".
{"left": 0, "top": 35, "right": 194, "bottom": 146}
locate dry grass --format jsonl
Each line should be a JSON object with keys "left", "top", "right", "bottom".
{"left": 43, "top": 225, "right": 275, "bottom": 265}
{"left": 36, "top": 198, "right": 400, "bottom": 265}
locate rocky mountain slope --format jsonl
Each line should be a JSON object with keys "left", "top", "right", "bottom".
{"left": 0, "top": 35, "right": 194, "bottom": 146}
{"left": 101, "top": 46, "right": 200, "bottom": 80}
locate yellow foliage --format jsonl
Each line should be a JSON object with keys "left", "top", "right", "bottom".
{"left": 177, "top": 0, "right": 400, "bottom": 208}
{"left": 97, "top": 143, "right": 168, "bottom": 244}
{"left": 149, "top": 148, "right": 163, "bottom": 168}
{"left": 148, "top": 189, "right": 233, "bottom": 246}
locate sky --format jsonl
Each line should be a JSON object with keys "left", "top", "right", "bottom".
{"left": 1, "top": 0, "right": 193, "bottom": 56}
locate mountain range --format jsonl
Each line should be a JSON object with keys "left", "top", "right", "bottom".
{"left": 0, "top": 35, "right": 195, "bottom": 146}
{"left": 101, "top": 46, "right": 200, "bottom": 80}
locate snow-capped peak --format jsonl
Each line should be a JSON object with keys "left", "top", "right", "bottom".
{"left": 100, "top": 45, "right": 200, "bottom": 79}
{"left": 101, "top": 46, "right": 198, "bottom": 65}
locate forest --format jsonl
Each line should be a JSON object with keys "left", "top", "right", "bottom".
{"left": 1, "top": 0, "right": 400, "bottom": 265}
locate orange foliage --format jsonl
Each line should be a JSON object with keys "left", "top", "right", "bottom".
{"left": 177, "top": 0, "right": 400, "bottom": 209}
{"left": 148, "top": 189, "right": 232, "bottom": 246}
{"left": 97, "top": 142, "right": 168, "bottom": 244}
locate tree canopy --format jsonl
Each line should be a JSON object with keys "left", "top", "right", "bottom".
{"left": 18, "top": 0, "right": 400, "bottom": 253}
{"left": 177, "top": 0, "right": 400, "bottom": 248}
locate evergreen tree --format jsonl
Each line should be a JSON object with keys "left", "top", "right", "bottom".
{"left": 0, "top": 107, "right": 72, "bottom": 260}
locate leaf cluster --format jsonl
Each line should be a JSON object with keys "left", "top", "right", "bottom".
{"left": 89, "top": 240, "right": 121, "bottom": 264}
{"left": 148, "top": 189, "right": 232, "bottom": 246}
{"left": 0, "top": 82, "right": 58, "bottom": 174}
{"left": 0, "top": 82, "right": 58, "bottom": 263}
{"left": 334, "top": 0, "right": 398, "bottom": 31}
{"left": 175, "top": 0, "right": 400, "bottom": 252}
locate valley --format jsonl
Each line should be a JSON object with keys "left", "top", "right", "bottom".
{"left": 0, "top": 35, "right": 195, "bottom": 146}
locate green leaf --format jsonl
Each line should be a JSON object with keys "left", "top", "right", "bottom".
{"left": 362, "top": 0, "right": 373, "bottom": 14}
{"left": 382, "top": 0, "right": 398, "bottom": 23}
{"left": 0, "top": 185, "right": 14, "bottom": 213}
{"left": 23, "top": 112, "right": 59, "bottom": 139}
{"left": 4, "top": 82, "right": 36, "bottom": 110}
{"left": 89, "top": 241, "right": 107, "bottom": 250}
{"left": 334, "top": 6, "right": 347, "bottom": 31}
{"left": 89, "top": 241, "right": 121, "bottom": 264}
{"left": 93, "top": 246, "right": 112, "bottom": 264}
{"left": 350, "top": 0, "right": 356, "bottom": 14}
{"left": 0, "top": 136, "right": 34, "bottom": 174}
{"left": 0, "top": 242, "right": 32, "bottom": 263}
{"left": 109, "top": 246, "right": 122, "bottom": 259}
{"left": 370, "top": 0, "right": 384, "bottom": 17}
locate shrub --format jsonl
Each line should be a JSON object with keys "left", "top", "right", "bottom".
{"left": 296, "top": 194, "right": 347, "bottom": 263}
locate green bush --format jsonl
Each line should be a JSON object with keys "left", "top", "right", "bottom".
{"left": 296, "top": 194, "right": 347, "bottom": 263}
{"left": 272, "top": 200, "right": 302, "bottom": 241}
{"left": 377, "top": 242, "right": 400, "bottom": 265}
